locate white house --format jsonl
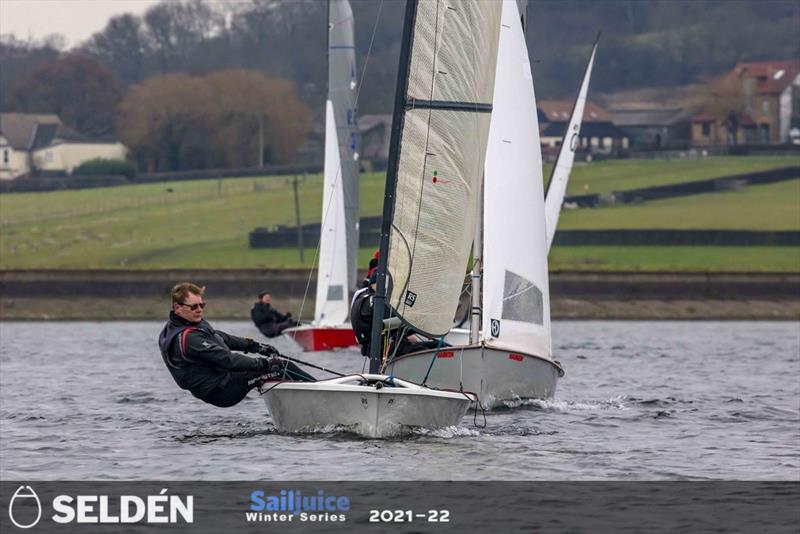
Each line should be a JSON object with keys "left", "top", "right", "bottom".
{"left": 0, "top": 113, "right": 127, "bottom": 180}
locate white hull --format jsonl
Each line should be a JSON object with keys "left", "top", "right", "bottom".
{"left": 388, "top": 344, "right": 563, "bottom": 409}
{"left": 262, "top": 374, "right": 474, "bottom": 438}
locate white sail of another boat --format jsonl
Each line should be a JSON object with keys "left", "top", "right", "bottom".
{"left": 285, "top": 0, "right": 361, "bottom": 350}
{"left": 482, "top": 0, "right": 551, "bottom": 360}
{"left": 314, "top": 100, "right": 349, "bottom": 325}
{"left": 328, "top": 0, "right": 361, "bottom": 291}
{"left": 544, "top": 39, "right": 599, "bottom": 250}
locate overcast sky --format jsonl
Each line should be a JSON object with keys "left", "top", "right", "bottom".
{"left": 0, "top": 0, "right": 161, "bottom": 46}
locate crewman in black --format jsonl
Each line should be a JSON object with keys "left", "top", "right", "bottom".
{"left": 349, "top": 272, "right": 441, "bottom": 359}
{"left": 159, "top": 282, "right": 314, "bottom": 408}
{"left": 250, "top": 292, "right": 299, "bottom": 338}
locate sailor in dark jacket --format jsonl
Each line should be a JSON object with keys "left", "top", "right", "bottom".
{"left": 349, "top": 272, "right": 441, "bottom": 359}
{"left": 159, "top": 282, "right": 314, "bottom": 408}
{"left": 251, "top": 292, "right": 299, "bottom": 338}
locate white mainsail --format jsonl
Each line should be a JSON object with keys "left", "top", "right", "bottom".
{"left": 328, "top": 0, "right": 360, "bottom": 291}
{"left": 314, "top": 101, "right": 349, "bottom": 325}
{"left": 313, "top": 0, "right": 358, "bottom": 326}
{"left": 544, "top": 39, "right": 599, "bottom": 250}
{"left": 481, "top": 0, "right": 551, "bottom": 358}
{"left": 385, "top": 0, "right": 503, "bottom": 338}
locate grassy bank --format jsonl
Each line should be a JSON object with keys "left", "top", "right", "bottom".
{"left": 1, "top": 156, "right": 798, "bottom": 270}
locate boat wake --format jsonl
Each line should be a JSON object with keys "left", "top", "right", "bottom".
{"left": 501, "top": 395, "right": 630, "bottom": 412}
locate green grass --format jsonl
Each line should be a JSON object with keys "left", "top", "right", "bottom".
{"left": 544, "top": 155, "right": 800, "bottom": 196}
{"left": 559, "top": 178, "right": 800, "bottom": 230}
{"left": 0, "top": 156, "right": 797, "bottom": 270}
{"left": 548, "top": 246, "right": 800, "bottom": 272}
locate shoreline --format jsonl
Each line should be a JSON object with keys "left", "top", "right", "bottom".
{"left": 1, "top": 269, "right": 797, "bottom": 321}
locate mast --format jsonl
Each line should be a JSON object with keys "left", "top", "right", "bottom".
{"left": 368, "top": 0, "right": 417, "bottom": 373}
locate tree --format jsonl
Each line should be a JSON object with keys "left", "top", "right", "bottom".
{"left": 83, "top": 14, "right": 149, "bottom": 85}
{"left": 116, "top": 69, "right": 311, "bottom": 171}
{"left": 9, "top": 54, "right": 123, "bottom": 136}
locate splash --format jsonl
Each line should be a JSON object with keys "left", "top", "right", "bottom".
{"left": 503, "top": 395, "right": 629, "bottom": 411}
{"left": 413, "top": 426, "right": 481, "bottom": 438}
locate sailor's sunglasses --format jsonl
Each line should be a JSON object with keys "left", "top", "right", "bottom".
{"left": 179, "top": 302, "right": 206, "bottom": 310}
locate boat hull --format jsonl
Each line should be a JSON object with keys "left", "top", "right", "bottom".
{"left": 284, "top": 325, "right": 358, "bottom": 351}
{"left": 262, "top": 374, "right": 474, "bottom": 438}
{"left": 388, "top": 344, "right": 563, "bottom": 409}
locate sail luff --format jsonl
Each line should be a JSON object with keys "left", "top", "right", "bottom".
{"left": 544, "top": 37, "right": 599, "bottom": 250}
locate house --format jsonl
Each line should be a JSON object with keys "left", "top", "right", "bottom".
{"left": 0, "top": 113, "right": 127, "bottom": 180}
{"left": 538, "top": 100, "right": 629, "bottom": 157}
{"left": 357, "top": 114, "right": 392, "bottom": 165}
{"left": 691, "top": 60, "right": 800, "bottom": 146}
{"left": 608, "top": 107, "right": 692, "bottom": 150}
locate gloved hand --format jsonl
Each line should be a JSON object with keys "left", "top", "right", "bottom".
{"left": 256, "top": 343, "right": 281, "bottom": 358}
{"left": 259, "top": 355, "right": 286, "bottom": 378}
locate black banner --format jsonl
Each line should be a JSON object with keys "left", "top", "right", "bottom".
{"left": 1, "top": 482, "right": 798, "bottom": 533}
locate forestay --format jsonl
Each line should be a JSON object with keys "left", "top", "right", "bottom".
{"left": 544, "top": 39, "right": 598, "bottom": 250}
{"left": 481, "top": 0, "right": 551, "bottom": 358}
{"left": 386, "top": 0, "right": 502, "bottom": 338}
{"left": 329, "top": 0, "right": 360, "bottom": 291}
{"left": 315, "top": 101, "right": 349, "bottom": 325}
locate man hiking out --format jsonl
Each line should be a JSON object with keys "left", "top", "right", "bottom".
{"left": 159, "top": 282, "right": 314, "bottom": 408}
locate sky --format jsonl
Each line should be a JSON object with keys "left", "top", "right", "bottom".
{"left": 0, "top": 0, "right": 162, "bottom": 47}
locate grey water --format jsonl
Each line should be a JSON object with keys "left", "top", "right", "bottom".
{"left": 0, "top": 321, "right": 798, "bottom": 481}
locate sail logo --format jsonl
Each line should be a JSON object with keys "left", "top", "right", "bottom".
{"left": 248, "top": 489, "right": 349, "bottom": 523}
{"left": 491, "top": 319, "right": 500, "bottom": 337}
{"left": 8, "top": 485, "right": 42, "bottom": 529}
{"left": 569, "top": 132, "right": 579, "bottom": 151}
{"left": 7, "top": 487, "right": 193, "bottom": 527}
{"left": 404, "top": 291, "right": 417, "bottom": 307}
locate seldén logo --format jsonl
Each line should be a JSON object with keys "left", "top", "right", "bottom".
{"left": 248, "top": 489, "right": 349, "bottom": 523}
{"left": 7, "top": 486, "right": 193, "bottom": 528}
{"left": 8, "top": 485, "right": 42, "bottom": 529}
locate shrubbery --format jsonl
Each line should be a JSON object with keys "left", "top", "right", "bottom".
{"left": 72, "top": 158, "right": 136, "bottom": 179}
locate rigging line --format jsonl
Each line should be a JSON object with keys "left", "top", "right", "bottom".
{"left": 421, "top": 334, "right": 446, "bottom": 386}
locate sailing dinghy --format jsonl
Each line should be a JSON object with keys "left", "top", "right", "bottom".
{"left": 285, "top": 0, "right": 360, "bottom": 351}
{"left": 389, "top": 0, "right": 563, "bottom": 409}
{"left": 263, "top": 0, "right": 502, "bottom": 437}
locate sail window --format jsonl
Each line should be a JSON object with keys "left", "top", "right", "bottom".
{"left": 501, "top": 270, "right": 543, "bottom": 325}
{"left": 327, "top": 285, "right": 344, "bottom": 301}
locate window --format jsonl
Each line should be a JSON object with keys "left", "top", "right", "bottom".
{"left": 45, "top": 151, "right": 53, "bottom": 162}
{"left": 702, "top": 123, "right": 711, "bottom": 137}
{"left": 762, "top": 100, "right": 770, "bottom": 113}
{"left": 2, "top": 149, "right": 8, "bottom": 164}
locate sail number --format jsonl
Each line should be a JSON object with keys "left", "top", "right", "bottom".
{"left": 369, "top": 509, "right": 450, "bottom": 523}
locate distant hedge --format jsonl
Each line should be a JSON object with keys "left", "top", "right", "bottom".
{"left": 72, "top": 158, "right": 136, "bottom": 179}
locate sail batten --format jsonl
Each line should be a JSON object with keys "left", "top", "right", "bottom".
{"left": 383, "top": 0, "right": 503, "bottom": 338}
